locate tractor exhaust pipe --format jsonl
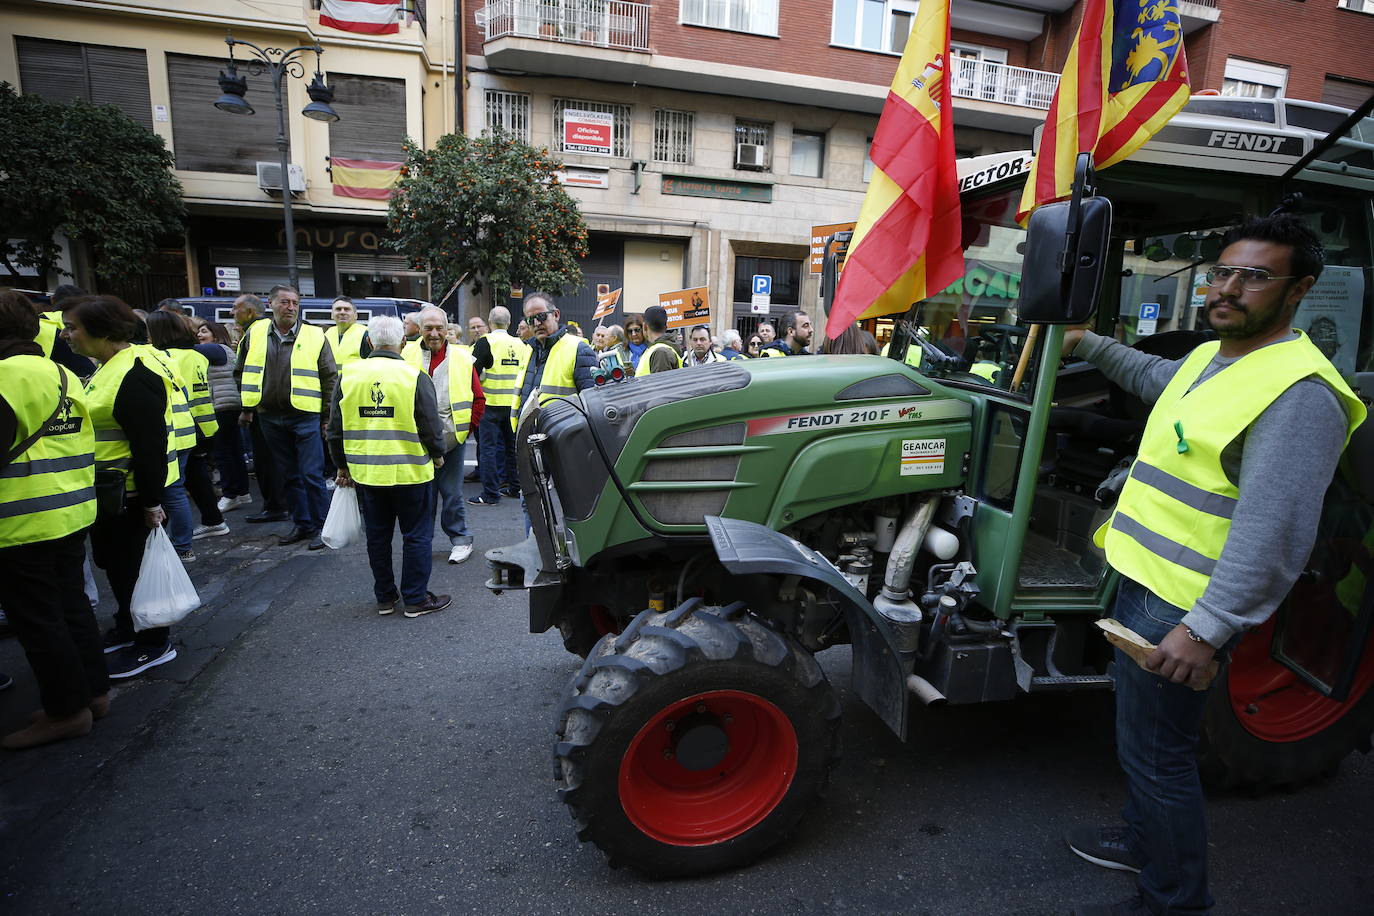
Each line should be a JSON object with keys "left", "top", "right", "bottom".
{"left": 907, "top": 674, "right": 947, "bottom": 706}
{"left": 882, "top": 498, "right": 939, "bottom": 601}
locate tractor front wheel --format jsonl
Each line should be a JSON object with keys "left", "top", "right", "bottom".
{"left": 554, "top": 599, "right": 841, "bottom": 878}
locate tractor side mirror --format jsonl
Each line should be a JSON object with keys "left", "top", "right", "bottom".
{"left": 1018, "top": 153, "right": 1113, "bottom": 325}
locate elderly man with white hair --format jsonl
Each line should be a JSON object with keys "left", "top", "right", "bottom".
{"left": 401, "top": 305, "right": 485, "bottom": 563}
{"left": 328, "top": 315, "right": 450, "bottom": 616}
{"left": 468, "top": 305, "right": 527, "bottom": 506}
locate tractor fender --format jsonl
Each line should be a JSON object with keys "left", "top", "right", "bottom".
{"left": 704, "top": 515, "right": 911, "bottom": 740}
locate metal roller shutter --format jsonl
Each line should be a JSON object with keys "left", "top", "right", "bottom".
{"left": 17, "top": 37, "right": 153, "bottom": 129}
{"left": 208, "top": 248, "right": 316, "bottom": 297}
{"left": 328, "top": 75, "right": 407, "bottom": 161}
{"left": 167, "top": 54, "right": 277, "bottom": 173}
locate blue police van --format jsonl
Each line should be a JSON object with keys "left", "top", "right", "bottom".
{"left": 174, "top": 296, "right": 431, "bottom": 328}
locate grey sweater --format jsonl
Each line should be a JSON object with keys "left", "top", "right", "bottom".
{"left": 1076, "top": 331, "right": 1350, "bottom": 646}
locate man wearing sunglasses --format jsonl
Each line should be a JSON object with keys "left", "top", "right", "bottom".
{"left": 510, "top": 292, "right": 598, "bottom": 435}
{"left": 1061, "top": 214, "right": 1366, "bottom": 916}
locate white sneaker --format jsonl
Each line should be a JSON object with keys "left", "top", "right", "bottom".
{"left": 448, "top": 544, "right": 472, "bottom": 565}
{"left": 193, "top": 522, "right": 230, "bottom": 540}
{"left": 218, "top": 494, "right": 252, "bottom": 512}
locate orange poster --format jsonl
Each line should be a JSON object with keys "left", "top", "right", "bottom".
{"left": 658, "top": 286, "right": 710, "bottom": 330}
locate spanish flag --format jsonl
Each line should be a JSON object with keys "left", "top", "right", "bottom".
{"left": 1017, "top": 0, "right": 1191, "bottom": 222}
{"left": 331, "top": 158, "right": 402, "bottom": 200}
{"left": 825, "top": 0, "right": 963, "bottom": 336}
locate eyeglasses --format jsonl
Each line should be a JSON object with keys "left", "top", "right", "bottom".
{"left": 1205, "top": 265, "right": 1297, "bottom": 291}
{"left": 626, "top": 325, "right": 643, "bottom": 334}
{"left": 748, "top": 339, "right": 761, "bottom": 347}
{"left": 524, "top": 311, "right": 552, "bottom": 326}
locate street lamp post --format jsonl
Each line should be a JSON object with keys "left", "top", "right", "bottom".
{"left": 212, "top": 34, "right": 340, "bottom": 292}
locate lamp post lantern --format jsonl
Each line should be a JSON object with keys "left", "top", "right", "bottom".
{"left": 213, "top": 34, "right": 339, "bottom": 292}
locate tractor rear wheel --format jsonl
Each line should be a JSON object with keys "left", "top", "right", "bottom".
{"left": 554, "top": 599, "right": 841, "bottom": 878}
{"left": 1199, "top": 617, "right": 1374, "bottom": 790}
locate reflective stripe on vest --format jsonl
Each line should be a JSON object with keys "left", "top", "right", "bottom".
{"left": 1099, "top": 333, "right": 1366, "bottom": 610}
{"left": 240, "top": 320, "right": 326, "bottom": 412}
{"left": 0, "top": 358, "right": 97, "bottom": 547}
{"left": 483, "top": 330, "right": 527, "bottom": 409}
{"left": 538, "top": 334, "right": 583, "bottom": 401}
{"left": 143, "top": 346, "right": 197, "bottom": 451}
{"left": 166, "top": 348, "right": 219, "bottom": 439}
{"left": 326, "top": 322, "right": 368, "bottom": 366}
{"left": 638, "top": 341, "right": 681, "bottom": 375}
{"left": 444, "top": 345, "right": 476, "bottom": 445}
{"left": 339, "top": 357, "right": 434, "bottom": 486}
{"left": 82, "top": 346, "right": 180, "bottom": 494}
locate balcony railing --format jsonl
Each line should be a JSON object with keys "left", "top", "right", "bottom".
{"left": 476, "top": 0, "right": 651, "bottom": 52}
{"left": 950, "top": 58, "right": 1060, "bottom": 110}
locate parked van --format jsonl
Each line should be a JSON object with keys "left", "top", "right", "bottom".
{"left": 174, "top": 296, "right": 432, "bottom": 328}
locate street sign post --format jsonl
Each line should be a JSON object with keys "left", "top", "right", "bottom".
{"left": 1138, "top": 302, "right": 1160, "bottom": 335}
{"left": 214, "top": 266, "right": 241, "bottom": 292}
{"left": 751, "top": 274, "right": 772, "bottom": 315}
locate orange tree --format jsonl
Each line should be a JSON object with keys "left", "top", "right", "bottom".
{"left": 387, "top": 130, "right": 589, "bottom": 298}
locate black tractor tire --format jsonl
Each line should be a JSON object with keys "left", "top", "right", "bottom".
{"left": 1199, "top": 639, "right": 1374, "bottom": 791}
{"left": 554, "top": 598, "right": 842, "bottom": 878}
{"left": 556, "top": 605, "right": 623, "bottom": 659}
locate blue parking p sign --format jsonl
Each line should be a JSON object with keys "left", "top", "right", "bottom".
{"left": 752, "top": 275, "right": 772, "bottom": 296}
{"left": 1139, "top": 302, "right": 1160, "bottom": 321}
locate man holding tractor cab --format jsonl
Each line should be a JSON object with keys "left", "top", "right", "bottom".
{"left": 1063, "top": 214, "right": 1366, "bottom": 916}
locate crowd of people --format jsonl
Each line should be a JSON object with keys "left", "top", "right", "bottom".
{"left": 0, "top": 280, "right": 882, "bottom": 750}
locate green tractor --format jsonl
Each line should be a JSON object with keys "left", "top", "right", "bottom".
{"left": 486, "top": 97, "right": 1374, "bottom": 878}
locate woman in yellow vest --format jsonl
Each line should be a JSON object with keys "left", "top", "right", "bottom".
{"left": 327, "top": 316, "right": 450, "bottom": 617}
{"left": 147, "top": 312, "right": 228, "bottom": 552}
{"left": 62, "top": 295, "right": 182, "bottom": 681}
{"left": 0, "top": 289, "right": 108, "bottom": 749}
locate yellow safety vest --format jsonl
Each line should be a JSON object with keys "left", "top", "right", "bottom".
{"left": 511, "top": 333, "right": 583, "bottom": 432}
{"left": 239, "top": 319, "right": 327, "bottom": 413}
{"left": 638, "top": 340, "right": 682, "bottom": 375}
{"left": 165, "top": 348, "right": 219, "bottom": 440}
{"left": 339, "top": 357, "right": 435, "bottom": 487}
{"left": 484, "top": 330, "right": 528, "bottom": 409}
{"left": 881, "top": 341, "right": 924, "bottom": 370}
{"left": 1099, "top": 333, "right": 1366, "bottom": 611}
{"left": 35, "top": 311, "right": 63, "bottom": 359}
{"left": 326, "top": 322, "right": 368, "bottom": 367}
{"left": 401, "top": 339, "right": 424, "bottom": 368}
{"left": 83, "top": 345, "right": 180, "bottom": 495}
{"left": 0, "top": 357, "right": 96, "bottom": 548}
{"left": 142, "top": 346, "right": 197, "bottom": 451}
{"left": 443, "top": 346, "right": 476, "bottom": 445}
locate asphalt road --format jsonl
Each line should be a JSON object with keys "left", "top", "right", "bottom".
{"left": 1, "top": 479, "right": 1370, "bottom": 914}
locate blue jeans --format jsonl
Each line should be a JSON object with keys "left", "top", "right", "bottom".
{"left": 356, "top": 482, "right": 434, "bottom": 605}
{"left": 478, "top": 407, "right": 516, "bottom": 500}
{"left": 433, "top": 438, "right": 471, "bottom": 547}
{"left": 1112, "top": 578, "right": 1216, "bottom": 916}
{"left": 164, "top": 450, "right": 193, "bottom": 553}
{"left": 258, "top": 412, "right": 329, "bottom": 531}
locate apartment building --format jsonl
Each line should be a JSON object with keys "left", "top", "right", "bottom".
{"left": 2, "top": 0, "right": 458, "bottom": 304}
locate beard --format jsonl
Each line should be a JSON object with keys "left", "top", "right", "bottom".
{"left": 1205, "top": 295, "right": 1291, "bottom": 340}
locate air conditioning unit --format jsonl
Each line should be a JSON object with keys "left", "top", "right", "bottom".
{"left": 256, "top": 161, "right": 307, "bottom": 194}
{"left": 735, "top": 143, "right": 767, "bottom": 170}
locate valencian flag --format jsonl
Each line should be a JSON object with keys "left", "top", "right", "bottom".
{"left": 1017, "top": 0, "right": 1190, "bottom": 222}
{"left": 320, "top": 0, "right": 401, "bottom": 35}
{"left": 331, "top": 158, "right": 403, "bottom": 199}
{"left": 825, "top": 0, "right": 963, "bottom": 336}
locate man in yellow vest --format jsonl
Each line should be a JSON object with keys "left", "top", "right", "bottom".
{"left": 467, "top": 314, "right": 489, "bottom": 345}
{"left": 0, "top": 290, "right": 107, "bottom": 749}
{"left": 235, "top": 284, "right": 338, "bottom": 550}
{"left": 328, "top": 315, "right": 450, "bottom": 617}
{"left": 759, "top": 311, "right": 812, "bottom": 357}
{"left": 1062, "top": 215, "right": 1366, "bottom": 916}
{"left": 230, "top": 292, "right": 290, "bottom": 522}
{"left": 511, "top": 292, "right": 598, "bottom": 430}
{"left": 409, "top": 305, "right": 485, "bottom": 564}
{"left": 469, "top": 306, "right": 527, "bottom": 506}
{"left": 637, "top": 305, "right": 682, "bottom": 375}
{"left": 326, "top": 296, "right": 372, "bottom": 367}
{"left": 461, "top": 312, "right": 489, "bottom": 484}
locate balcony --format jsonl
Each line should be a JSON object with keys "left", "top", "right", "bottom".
{"left": 950, "top": 59, "right": 1059, "bottom": 111}
{"left": 476, "top": 0, "right": 651, "bottom": 53}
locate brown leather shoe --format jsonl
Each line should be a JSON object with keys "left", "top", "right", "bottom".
{"left": 29, "top": 694, "right": 110, "bottom": 724}
{"left": 404, "top": 592, "right": 452, "bottom": 618}
{"left": 4, "top": 707, "right": 93, "bottom": 750}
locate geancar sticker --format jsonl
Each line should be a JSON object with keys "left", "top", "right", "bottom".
{"left": 901, "top": 438, "right": 946, "bottom": 476}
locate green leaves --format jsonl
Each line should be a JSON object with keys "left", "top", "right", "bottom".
{"left": 0, "top": 83, "right": 186, "bottom": 283}
{"left": 385, "top": 129, "right": 589, "bottom": 297}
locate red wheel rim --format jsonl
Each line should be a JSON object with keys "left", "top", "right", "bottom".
{"left": 619, "top": 689, "right": 798, "bottom": 846}
{"left": 1228, "top": 616, "right": 1374, "bottom": 742}
{"left": 590, "top": 604, "right": 621, "bottom": 637}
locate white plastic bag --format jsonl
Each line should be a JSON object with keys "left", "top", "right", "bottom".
{"left": 321, "top": 485, "right": 364, "bottom": 549}
{"left": 130, "top": 526, "right": 201, "bottom": 631}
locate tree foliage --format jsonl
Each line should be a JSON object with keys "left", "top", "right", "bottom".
{"left": 0, "top": 83, "right": 186, "bottom": 284}
{"left": 387, "top": 130, "right": 589, "bottom": 297}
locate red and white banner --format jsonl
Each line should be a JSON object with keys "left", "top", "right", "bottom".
{"left": 320, "top": 0, "right": 401, "bottom": 35}
{"left": 562, "top": 109, "right": 613, "bottom": 155}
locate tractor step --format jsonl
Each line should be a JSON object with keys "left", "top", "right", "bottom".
{"left": 1029, "top": 673, "right": 1114, "bottom": 691}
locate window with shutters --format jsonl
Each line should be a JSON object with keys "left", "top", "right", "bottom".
{"left": 653, "top": 109, "right": 694, "bottom": 165}
{"left": 328, "top": 75, "right": 408, "bottom": 162}
{"left": 485, "top": 90, "right": 531, "bottom": 142}
{"left": 16, "top": 37, "right": 153, "bottom": 129}
{"left": 553, "top": 98, "right": 632, "bottom": 157}
{"left": 166, "top": 54, "right": 278, "bottom": 173}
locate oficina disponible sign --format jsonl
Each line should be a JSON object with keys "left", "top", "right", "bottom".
{"left": 563, "top": 109, "right": 614, "bottom": 155}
